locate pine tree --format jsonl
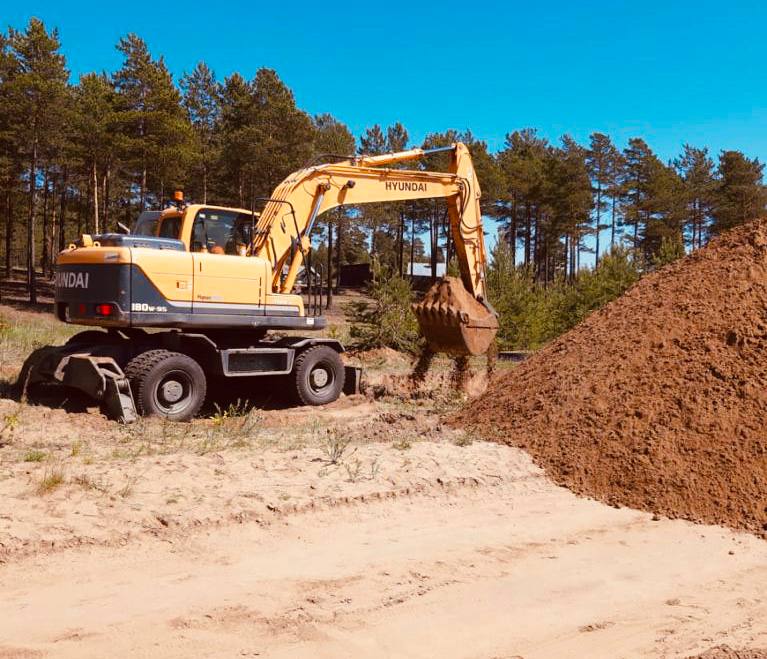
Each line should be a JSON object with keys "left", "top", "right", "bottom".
{"left": 218, "top": 72, "right": 253, "bottom": 206}
{"left": 113, "top": 34, "right": 190, "bottom": 212}
{"left": 358, "top": 124, "right": 399, "bottom": 267}
{"left": 245, "top": 68, "right": 314, "bottom": 199}
{"left": 711, "top": 150, "right": 767, "bottom": 235}
{"left": 674, "top": 145, "right": 716, "bottom": 248}
{"left": 497, "top": 129, "right": 549, "bottom": 268}
{"left": 552, "top": 136, "right": 592, "bottom": 279}
{"left": 181, "top": 62, "right": 221, "bottom": 204}
{"left": 6, "top": 18, "right": 68, "bottom": 303}
{"left": 586, "top": 133, "right": 620, "bottom": 265}
{"left": 312, "top": 113, "right": 355, "bottom": 300}
{"left": 71, "top": 73, "right": 118, "bottom": 233}
{"left": 0, "top": 31, "right": 20, "bottom": 281}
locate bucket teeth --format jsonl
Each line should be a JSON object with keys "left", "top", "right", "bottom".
{"left": 412, "top": 276, "right": 498, "bottom": 356}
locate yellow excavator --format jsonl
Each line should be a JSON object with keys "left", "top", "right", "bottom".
{"left": 22, "top": 143, "right": 497, "bottom": 421}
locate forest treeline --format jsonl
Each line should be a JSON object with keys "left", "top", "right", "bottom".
{"left": 1, "top": 18, "right": 766, "bottom": 304}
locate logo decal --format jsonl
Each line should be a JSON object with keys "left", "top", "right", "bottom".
{"left": 131, "top": 302, "right": 167, "bottom": 313}
{"left": 385, "top": 181, "right": 427, "bottom": 192}
{"left": 56, "top": 271, "right": 90, "bottom": 289}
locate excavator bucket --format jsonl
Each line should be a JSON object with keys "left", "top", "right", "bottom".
{"left": 412, "top": 276, "right": 499, "bottom": 357}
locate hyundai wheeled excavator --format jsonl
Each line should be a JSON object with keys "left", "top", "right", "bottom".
{"left": 22, "top": 143, "right": 498, "bottom": 421}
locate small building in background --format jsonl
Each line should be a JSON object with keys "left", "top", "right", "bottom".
{"left": 338, "top": 262, "right": 447, "bottom": 290}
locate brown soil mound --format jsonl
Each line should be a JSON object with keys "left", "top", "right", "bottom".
{"left": 453, "top": 219, "right": 767, "bottom": 536}
{"left": 688, "top": 647, "right": 767, "bottom": 659}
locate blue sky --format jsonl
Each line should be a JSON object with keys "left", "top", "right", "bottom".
{"left": 5, "top": 1, "right": 767, "bottom": 261}
{"left": 6, "top": 1, "right": 767, "bottom": 162}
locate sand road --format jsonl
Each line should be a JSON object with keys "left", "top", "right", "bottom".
{"left": 1, "top": 442, "right": 765, "bottom": 659}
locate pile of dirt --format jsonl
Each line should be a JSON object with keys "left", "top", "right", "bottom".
{"left": 689, "top": 647, "right": 767, "bottom": 659}
{"left": 453, "top": 219, "right": 767, "bottom": 536}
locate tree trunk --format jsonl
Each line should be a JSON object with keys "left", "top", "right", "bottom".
{"left": 633, "top": 215, "right": 639, "bottom": 250}
{"left": 84, "top": 173, "right": 92, "bottom": 234}
{"left": 444, "top": 208, "right": 452, "bottom": 268}
{"left": 335, "top": 210, "right": 342, "bottom": 293}
{"left": 140, "top": 153, "right": 147, "bottom": 212}
{"left": 41, "top": 169, "right": 50, "bottom": 275}
{"left": 430, "top": 201, "right": 438, "bottom": 280}
{"left": 610, "top": 195, "right": 617, "bottom": 249}
{"left": 524, "top": 204, "right": 532, "bottom": 266}
{"left": 27, "top": 141, "right": 38, "bottom": 304}
{"left": 202, "top": 163, "right": 208, "bottom": 205}
{"left": 398, "top": 210, "right": 405, "bottom": 277}
{"left": 76, "top": 188, "right": 84, "bottom": 235}
{"left": 594, "top": 182, "right": 602, "bottom": 267}
{"left": 103, "top": 165, "right": 110, "bottom": 231}
{"left": 58, "top": 168, "right": 68, "bottom": 252}
{"left": 92, "top": 160, "right": 99, "bottom": 234}
{"left": 326, "top": 215, "right": 333, "bottom": 309}
{"left": 48, "top": 185, "right": 57, "bottom": 278}
{"left": 5, "top": 187, "right": 13, "bottom": 279}
{"left": 509, "top": 194, "right": 517, "bottom": 268}
{"left": 410, "top": 214, "right": 415, "bottom": 277}
{"left": 532, "top": 210, "right": 539, "bottom": 280}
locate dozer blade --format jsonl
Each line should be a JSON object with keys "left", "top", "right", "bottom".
{"left": 412, "top": 276, "right": 499, "bottom": 357}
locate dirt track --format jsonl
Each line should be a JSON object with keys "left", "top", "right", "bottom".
{"left": 2, "top": 440, "right": 766, "bottom": 659}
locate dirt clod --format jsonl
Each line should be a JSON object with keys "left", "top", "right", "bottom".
{"left": 454, "top": 219, "right": 767, "bottom": 537}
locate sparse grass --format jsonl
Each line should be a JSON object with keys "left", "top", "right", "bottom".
{"left": 319, "top": 425, "right": 351, "bottom": 465}
{"left": 36, "top": 466, "right": 65, "bottom": 495}
{"left": 0, "top": 310, "right": 77, "bottom": 374}
{"left": 117, "top": 479, "right": 136, "bottom": 498}
{"left": 71, "top": 472, "right": 110, "bottom": 494}
{"left": 453, "top": 433, "right": 474, "bottom": 447}
{"left": 23, "top": 449, "right": 47, "bottom": 462}
{"left": 392, "top": 437, "right": 412, "bottom": 451}
{"left": 0, "top": 402, "right": 24, "bottom": 446}
{"left": 344, "top": 457, "right": 363, "bottom": 482}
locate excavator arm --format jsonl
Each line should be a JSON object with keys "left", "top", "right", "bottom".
{"left": 252, "top": 143, "right": 498, "bottom": 356}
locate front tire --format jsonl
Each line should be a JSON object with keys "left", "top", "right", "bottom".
{"left": 292, "top": 345, "right": 345, "bottom": 406}
{"left": 124, "top": 349, "right": 206, "bottom": 421}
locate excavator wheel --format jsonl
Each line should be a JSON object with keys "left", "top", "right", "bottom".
{"left": 292, "top": 345, "right": 345, "bottom": 406}
{"left": 412, "top": 276, "right": 499, "bottom": 357}
{"left": 124, "top": 349, "right": 206, "bottom": 421}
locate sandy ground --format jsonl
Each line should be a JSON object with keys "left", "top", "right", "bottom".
{"left": 1, "top": 443, "right": 766, "bottom": 659}
{"left": 0, "top": 304, "right": 766, "bottom": 658}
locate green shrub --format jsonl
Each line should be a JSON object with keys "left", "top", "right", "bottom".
{"left": 347, "top": 260, "right": 421, "bottom": 353}
{"left": 651, "top": 235, "right": 685, "bottom": 269}
{"left": 487, "top": 243, "right": 641, "bottom": 350}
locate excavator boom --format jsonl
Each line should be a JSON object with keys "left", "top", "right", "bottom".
{"left": 252, "top": 143, "right": 498, "bottom": 356}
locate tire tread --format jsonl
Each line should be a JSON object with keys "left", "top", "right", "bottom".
{"left": 124, "top": 349, "right": 205, "bottom": 419}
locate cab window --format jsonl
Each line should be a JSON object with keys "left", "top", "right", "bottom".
{"left": 158, "top": 216, "right": 182, "bottom": 239}
{"left": 132, "top": 211, "right": 161, "bottom": 236}
{"left": 192, "top": 209, "right": 254, "bottom": 255}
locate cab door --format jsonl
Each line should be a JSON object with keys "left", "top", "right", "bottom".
{"left": 192, "top": 252, "right": 268, "bottom": 316}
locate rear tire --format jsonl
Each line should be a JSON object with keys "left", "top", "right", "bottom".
{"left": 292, "top": 345, "right": 345, "bottom": 406}
{"left": 124, "top": 349, "right": 206, "bottom": 421}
